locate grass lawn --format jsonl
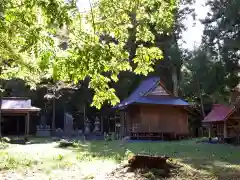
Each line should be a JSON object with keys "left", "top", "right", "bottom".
{"left": 1, "top": 138, "right": 240, "bottom": 179}
{"left": 70, "top": 139, "right": 240, "bottom": 179}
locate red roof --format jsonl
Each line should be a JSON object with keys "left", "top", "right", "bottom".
{"left": 203, "top": 104, "right": 235, "bottom": 123}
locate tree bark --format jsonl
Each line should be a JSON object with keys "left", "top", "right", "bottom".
{"left": 128, "top": 155, "right": 169, "bottom": 169}
{"left": 197, "top": 79, "right": 205, "bottom": 117}
{"left": 52, "top": 98, "right": 56, "bottom": 134}
{"left": 172, "top": 65, "right": 178, "bottom": 96}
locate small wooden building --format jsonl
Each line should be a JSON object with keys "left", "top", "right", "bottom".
{"left": 0, "top": 97, "right": 40, "bottom": 138}
{"left": 203, "top": 86, "right": 240, "bottom": 141}
{"left": 115, "top": 77, "right": 190, "bottom": 140}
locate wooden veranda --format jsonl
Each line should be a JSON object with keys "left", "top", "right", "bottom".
{"left": 0, "top": 97, "right": 40, "bottom": 139}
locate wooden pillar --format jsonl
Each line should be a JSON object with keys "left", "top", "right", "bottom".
{"left": 101, "top": 116, "right": 103, "bottom": 133}
{"left": 25, "top": 112, "right": 30, "bottom": 140}
{"left": 17, "top": 118, "right": 19, "bottom": 133}
{"left": 208, "top": 124, "right": 212, "bottom": 138}
{"left": 120, "top": 112, "right": 125, "bottom": 138}
{"left": 223, "top": 120, "right": 228, "bottom": 139}
{"left": 124, "top": 113, "right": 126, "bottom": 135}
{"left": 114, "top": 116, "right": 116, "bottom": 133}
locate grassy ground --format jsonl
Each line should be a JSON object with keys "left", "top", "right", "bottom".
{"left": 1, "top": 138, "right": 240, "bottom": 179}
{"left": 66, "top": 139, "right": 240, "bottom": 179}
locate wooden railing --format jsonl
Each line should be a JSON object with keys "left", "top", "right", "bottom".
{"left": 130, "top": 132, "right": 189, "bottom": 140}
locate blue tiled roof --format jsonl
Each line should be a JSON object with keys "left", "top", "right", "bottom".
{"left": 115, "top": 77, "right": 189, "bottom": 109}
{"left": 136, "top": 96, "right": 189, "bottom": 106}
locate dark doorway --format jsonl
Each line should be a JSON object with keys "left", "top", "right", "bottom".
{"left": 2, "top": 115, "right": 25, "bottom": 136}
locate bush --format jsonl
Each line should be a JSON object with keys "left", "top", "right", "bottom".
{"left": 58, "top": 140, "right": 76, "bottom": 148}
{"left": 1, "top": 137, "right": 11, "bottom": 143}
{"left": 53, "top": 154, "right": 64, "bottom": 161}
{"left": 0, "top": 137, "right": 10, "bottom": 149}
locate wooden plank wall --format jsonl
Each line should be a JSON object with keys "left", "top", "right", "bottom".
{"left": 127, "top": 104, "right": 188, "bottom": 134}
{"left": 227, "top": 109, "right": 240, "bottom": 137}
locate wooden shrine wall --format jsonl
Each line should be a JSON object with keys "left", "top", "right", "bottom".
{"left": 127, "top": 104, "right": 189, "bottom": 134}
{"left": 227, "top": 109, "right": 240, "bottom": 137}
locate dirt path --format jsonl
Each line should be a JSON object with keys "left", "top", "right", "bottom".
{"left": 7, "top": 142, "right": 69, "bottom": 156}
{"left": 0, "top": 142, "right": 118, "bottom": 180}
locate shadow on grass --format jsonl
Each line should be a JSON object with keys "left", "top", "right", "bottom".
{"left": 57, "top": 139, "right": 240, "bottom": 179}
{"left": 57, "top": 140, "right": 126, "bottom": 162}
{"left": 1, "top": 136, "right": 56, "bottom": 145}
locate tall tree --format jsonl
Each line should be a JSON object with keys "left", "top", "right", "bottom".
{"left": 202, "top": 0, "right": 240, "bottom": 91}
{"left": 182, "top": 0, "right": 240, "bottom": 107}
{"left": 149, "top": 0, "right": 195, "bottom": 95}
{"left": 0, "top": 0, "right": 178, "bottom": 111}
{"left": 0, "top": 0, "right": 76, "bottom": 137}
{"left": 52, "top": 0, "right": 178, "bottom": 108}
{"left": 43, "top": 80, "right": 78, "bottom": 133}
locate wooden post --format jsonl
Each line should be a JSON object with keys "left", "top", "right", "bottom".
{"left": 17, "top": 118, "right": 19, "bottom": 133}
{"left": 52, "top": 98, "right": 56, "bottom": 134}
{"left": 25, "top": 112, "right": 30, "bottom": 140}
{"left": 123, "top": 113, "right": 126, "bottom": 136}
{"left": 208, "top": 127, "right": 211, "bottom": 137}
{"left": 114, "top": 116, "right": 116, "bottom": 133}
{"left": 223, "top": 120, "right": 228, "bottom": 139}
{"left": 208, "top": 124, "right": 212, "bottom": 140}
{"left": 120, "top": 112, "right": 124, "bottom": 138}
{"left": 101, "top": 116, "right": 103, "bottom": 133}
{"left": 83, "top": 105, "right": 86, "bottom": 122}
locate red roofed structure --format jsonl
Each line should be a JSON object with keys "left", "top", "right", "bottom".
{"left": 203, "top": 87, "right": 240, "bottom": 141}
{"left": 203, "top": 104, "right": 235, "bottom": 123}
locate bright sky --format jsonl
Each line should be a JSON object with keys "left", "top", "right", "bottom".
{"left": 77, "top": 0, "right": 209, "bottom": 50}
{"left": 181, "top": 1, "right": 209, "bottom": 50}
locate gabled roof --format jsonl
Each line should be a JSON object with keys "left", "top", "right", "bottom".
{"left": 203, "top": 104, "right": 235, "bottom": 123}
{"left": 115, "top": 77, "right": 189, "bottom": 109}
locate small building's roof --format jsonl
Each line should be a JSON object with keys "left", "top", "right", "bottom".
{"left": 115, "top": 77, "right": 189, "bottom": 109}
{"left": 202, "top": 104, "right": 235, "bottom": 123}
{"left": 1, "top": 98, "right": 40, "bottom": 112}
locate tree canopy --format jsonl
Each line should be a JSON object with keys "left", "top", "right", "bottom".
{"left": 1, "top": 0, "right": 240, "bottom": 132}
{"left": 0, "top": 0, "right": 77, "bottom": 87}
{"left": 1, "top": 0, "right": 238, "bottom": 111}
{"left": 0, "top": 0, "right": 178, "bottom": 108}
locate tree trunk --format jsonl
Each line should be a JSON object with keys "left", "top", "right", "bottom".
{"left": 172, "top": 65, "right": 178, "bottom": 96}
{"left": 52, "top": 98, "right": 56, "bottom": 134}
{"left": 197, "top": 79, "right": 205, "bottom": 117}
{"left": 128, "top": 155, "right": 169, "bottom": 169}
